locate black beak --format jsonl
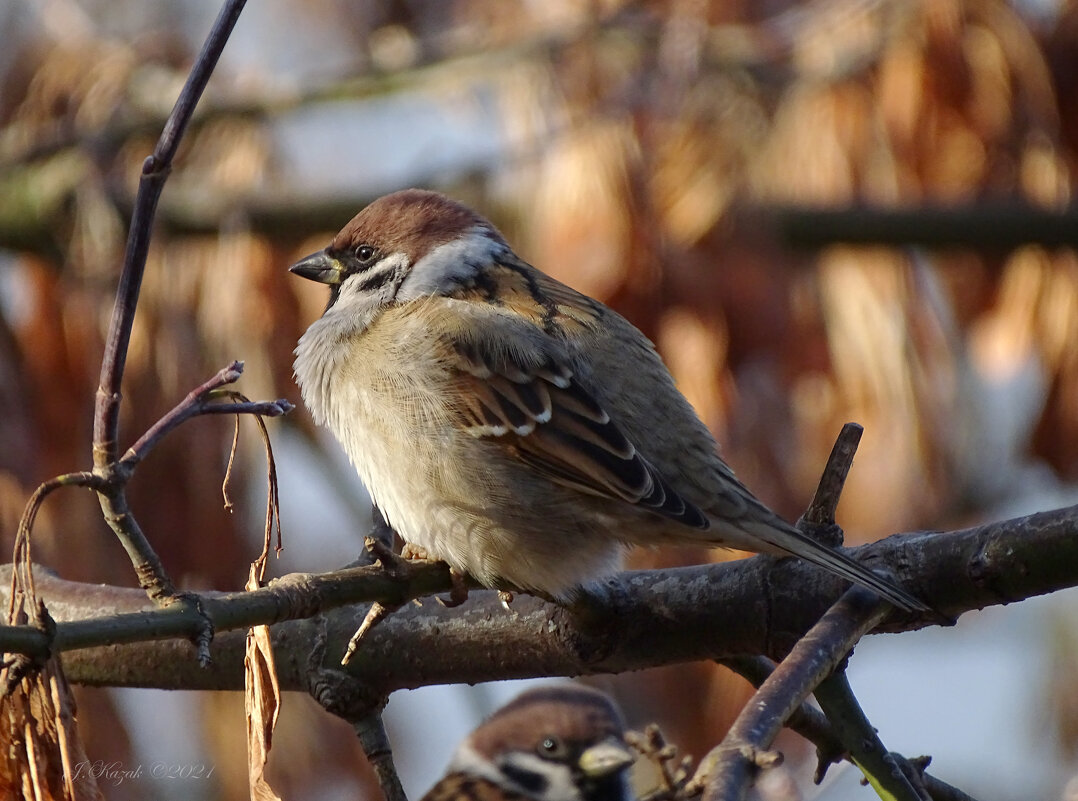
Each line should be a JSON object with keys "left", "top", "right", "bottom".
{"left": 289, "top": 250, "right": 345, "bottom": 285}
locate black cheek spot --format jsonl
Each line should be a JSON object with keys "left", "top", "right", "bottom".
{"left": 500, "top": 764, "right": 549, "bottom": 796}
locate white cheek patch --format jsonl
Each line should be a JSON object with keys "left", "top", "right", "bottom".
{"left": 320, "top": 252, "right": 411, "bottom": 330}
{"left": 396, "top": 227, "right": 504, "bottom": 301}
{"left": 339, "top": 252, "right": 411, "bottom": 301}
{"left": 447, "top": 741, "right": 511, "bottom": 787}
{"left": 447, "top": 743, "right": 582, "bottom": 801}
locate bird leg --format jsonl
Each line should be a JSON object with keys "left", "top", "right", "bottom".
{"left": 338, "top": 536, "right": 414, "bottom": 664}
{"left": 436, "top": 567, "right": 470, "bottom": 608}
{"left": 395, "top": 542, "right": 472, "bottom": 607}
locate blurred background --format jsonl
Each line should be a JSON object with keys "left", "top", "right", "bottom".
{"left": 1, "top": 0, "right": 1077, "bottom": 798}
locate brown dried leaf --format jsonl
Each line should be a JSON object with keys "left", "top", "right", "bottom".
{"left": 245, "top": 558, "right": 282, "bottom": 801}
{"left": 244, "top": 420, "right": 284, "bottom": 801}
{"left": 2, "top": 490, "right": 101, "bottom": 801}
{"left": 245, "top": 620, "right": 283, "bottom": 801}
{"left": 0, "top": 666, "right": 104, "bottom": 801}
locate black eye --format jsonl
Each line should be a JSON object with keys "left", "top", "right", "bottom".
{"left": 538, "top": 736, "right": 568, "bottom": 759}
{"left": 354, "top": 245, "right": 377, "bottom": 263}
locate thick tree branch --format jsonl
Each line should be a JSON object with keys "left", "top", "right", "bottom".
{"left": 0, "top": 501, "right": 1072, "bottom": 691}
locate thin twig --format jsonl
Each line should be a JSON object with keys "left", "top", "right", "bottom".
{"left": 813, "top": 670, "right": 926, "bottom": 800}
{"left": 93, "top": 0, "right": 247, "bottom": 464}
{"left": 688, "top": 423, "right": 889, "bottom": 799}
{"left": 120, "top": 361, "right": 244, "bottom": 470}
{"left": 354, "top": 712, "right": 409, "bottom": 801}
{"left": 691, "top": 589, "right": 892, "bottom": 801}
{"left": 199, "top": 399, "right": 295, "bottom": 417}
{"left": 721, "top": 656, "right": 983, "bottom": 801}
{"left": 8, "top": 473, "right": 106, "bottom": 623}
{"left": 802, "top": 422, "right": 863, "bottom": 527}
{"left": 717, "top": 655, "right": 845, "bottom": 772}
{"left": 90, "top": 0, "right": 249, "bottom": 600}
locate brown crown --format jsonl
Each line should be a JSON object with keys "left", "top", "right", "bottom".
{"left": 331, "top": 189, "right": 503, "bottom": 263}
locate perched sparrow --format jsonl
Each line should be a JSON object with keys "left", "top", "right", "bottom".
{"left": 420, "top": 685, "right": 634, "bottom": 801}
{"left": 291, "top": 189, "right": 925, "bottom": 610}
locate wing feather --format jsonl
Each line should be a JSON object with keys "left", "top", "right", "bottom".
{"left": 447, "top": 331, "right": 709, "bottom": 530}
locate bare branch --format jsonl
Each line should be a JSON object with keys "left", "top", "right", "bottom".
{"left": 93, "top": 0, "right": 247, "bottom": 465}
{"left": 0, "top": 500, "right": 1070, "bottom": 690}
{"left": 354, "top": 712, "right": 409, "bottom": 801}
{"left": 719, "top": 656, "right": 983, "bottom": 801}
{"left": 303, "top": 618, "right": 408, "bottom": 801}
{"left": 801, "top": 422, "right": 863, "bottom": 529}
{"left": 717, "top": 656, "right": 844, "bottom": 772}
{"left": 691, "top": 589, "right": 891, "bottom": 800}
{"left": 119, "top": 361, "right": 245, "bottom": 472}
{"left": 812, "top": 669, "right": 926, "bottom": 800}
{"left": 90, "top": 0, "right": 249, "bottom": 600}
{"left": 8, "top": 472, "right": 105, "bottom": 625}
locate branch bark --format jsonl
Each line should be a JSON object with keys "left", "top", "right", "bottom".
{"left": 0, "top": 501, "right": 1073, "bottom": 692}
{"left": 694, "top": 588, "right": 891, "bottom": 800}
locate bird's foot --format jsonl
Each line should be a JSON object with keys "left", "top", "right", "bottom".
{"left": 497, "top": 590, "right": 514, "bottom": 611}
{"left": 436, "top": 567, "right": 470, "bottom": 608}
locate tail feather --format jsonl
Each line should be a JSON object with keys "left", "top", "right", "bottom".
{"left": 742, "top": 518, "right": 928, "bottom": 612}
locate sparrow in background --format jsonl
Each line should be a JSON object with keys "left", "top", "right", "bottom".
{"left": 420, "top": 685, "right": 634, "bottom": 801}
{"left": 290, "top": 189, "right": 925, "bottom": 610}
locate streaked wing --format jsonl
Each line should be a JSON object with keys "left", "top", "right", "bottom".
{"left": 446, "top": 332, "right": 709, "bottom": 530}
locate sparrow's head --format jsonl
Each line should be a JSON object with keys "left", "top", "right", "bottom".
{"left": 289, "top": 189, "right": 509, "bottom": 315}
{"left": 442, "top": 686, "right": 635, "bottom": 801}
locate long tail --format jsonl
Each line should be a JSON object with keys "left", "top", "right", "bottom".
{"left": 736, "top": 516, "right": 928, "bottom": 611}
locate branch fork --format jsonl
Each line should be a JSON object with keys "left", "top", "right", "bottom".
{"left": 7, "top": 0, "right": 282, "bottom": 654}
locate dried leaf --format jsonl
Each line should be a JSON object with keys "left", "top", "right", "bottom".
{"left": 244, "top": 615, "right": 283, "bottom": 801}
{"left": 1, "top": 490, "right": 102, "bottom": 801}
{"left": 244, "top": 418, "right": 284, "bottom": 801}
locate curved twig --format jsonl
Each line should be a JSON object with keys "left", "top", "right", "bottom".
{"left": 813, "top": 669, "right": 926, "bottom": 800}
{"left": 719, "top": 656, "right": 983, "bottom": 801}
{"left": 692, "top": 589, "right": 892, "bottom": 801}
{"left": 90, "top": 0, "right": 249, "bottom": 599}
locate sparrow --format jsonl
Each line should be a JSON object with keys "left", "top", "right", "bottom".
{"left": 290, "top": 189, "right": 925, "bottom": 611}
{"left": 420, "top": 685, "right": 634, "bottom": 801}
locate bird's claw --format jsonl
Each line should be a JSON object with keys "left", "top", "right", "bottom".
{"left": 436, "top": 568, "right": 470, "bottom": 608}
